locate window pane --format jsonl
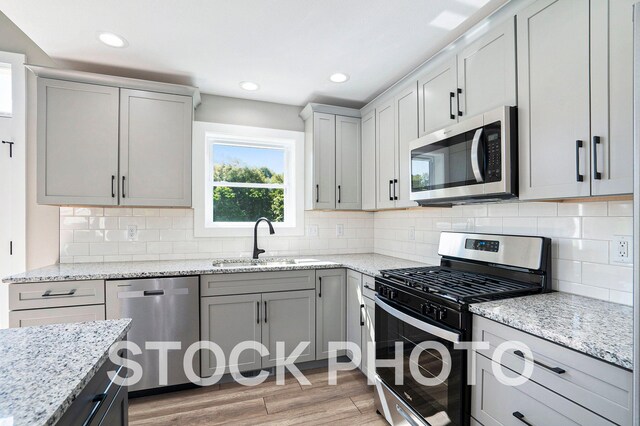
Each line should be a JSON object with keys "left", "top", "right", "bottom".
{"left": 213, "top": 186, "right": 284, "bottom": 222}
{"left": 0, "top": 63, "right": 12, "bottom": 117}
{"left": 213, "top": 144, "right": 284, "bottom": 184}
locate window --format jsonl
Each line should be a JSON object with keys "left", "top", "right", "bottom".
{"left": 0, "top": 63, "right": 12, "bottom": 117}
{"left": 193, "top": 122, "right": 304, "bottom": 237}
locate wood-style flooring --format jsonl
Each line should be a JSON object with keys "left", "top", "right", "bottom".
{"left": 128, "top": 368, "right": 387, "bottom": 425}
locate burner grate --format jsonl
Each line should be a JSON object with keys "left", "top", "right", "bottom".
{"left": 380, "top": 266, "right": 539, "bottom": 303}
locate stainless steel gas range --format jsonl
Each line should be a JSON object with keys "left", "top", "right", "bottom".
{"left": 373, "top": 231, "right": 552, "bottom": 426}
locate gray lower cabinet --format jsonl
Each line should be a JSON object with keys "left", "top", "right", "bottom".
{"left": 361, "top": 297, "right": 375, "bottom": 381}
{"left": 200, "top": 289, "right": 316, "bottom": 376}
{"left": 345, "top": 270, "right": 375, "bottom": 380}
{"left": 315, "top": 269, "right": 346, "bottom": 360}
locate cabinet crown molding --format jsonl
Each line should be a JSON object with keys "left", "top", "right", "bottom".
{"left": 300, "top": 103, "right": 361, "bottom": 121}
{"left": 26, "top": 65, "right": 201, "bottom": 108}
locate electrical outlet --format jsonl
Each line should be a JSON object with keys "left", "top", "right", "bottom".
{"left": 409, "top": 226, "right": 416, "bottom": 241}
{"left": 336, "top": 224, "right": 344, "bottom": 237}
{"left": 612, "top": 235, "right": 633, "bottom": 264}
{"left": 127, "top": 225, "right": 138, "bottom": 241}
{"left": 308, "top": 225, "right": 319, "bottom": 237}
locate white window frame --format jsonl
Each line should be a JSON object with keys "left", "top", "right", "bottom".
{"left": 193, "top": 121, "right": 305, "bottom": 237}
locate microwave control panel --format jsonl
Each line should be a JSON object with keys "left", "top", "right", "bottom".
{"left": 486, "top": 132, "right": 502, "bottom": 183}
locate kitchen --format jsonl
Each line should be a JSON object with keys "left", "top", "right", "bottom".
{"left": 0, "top": 0, "right": 637, "bottom": 425}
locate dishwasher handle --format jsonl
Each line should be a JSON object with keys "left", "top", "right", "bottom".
{"left": 143, "top": 289, "right": 165, "bottom": 296}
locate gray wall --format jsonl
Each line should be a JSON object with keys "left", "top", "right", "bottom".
{"left": 195, "top": 94, "right": 304, "bottom": 132}
{"left": 0, "top": 11, "right": 59, "bottom": 269}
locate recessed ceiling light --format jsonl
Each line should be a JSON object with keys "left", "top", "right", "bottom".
{"left": 239, "top": 81, "right": 260, "bottom": 91}
{"left": 429, "top": 11, "right": 469, "bottom": 30}
{"left": 329, "top": 73, "right": 349, "bottom": 83}
{"left": 98, "top": 32, "right": 128, "bottom": 48}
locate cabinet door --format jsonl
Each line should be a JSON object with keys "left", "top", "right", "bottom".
{"left": 262, "top": 290, "right": 316, "bottom": 368}
{"left": 376, "top": 99, "right": 397, "bottom": 209}
{"left": 200, "top": 294, "right": 262, "bottom": 376}
{"left": 9, "top": 305, "right": 105, "bottom": 328}
{"left": 336, "top": 115, "right": 362, "bottom": 210}
{"left": 37, "top": 78, "right": 119, "bottom": 205}
{"left": 362, "top": 297, "right": 375, "bottom": 381}
{"left": 119, "top": 89, "right": 192, "bottom": 207}
{"left": 315, "top": 269, "right": 346, "bottom": 360}
{"left": 313, "top": 112, "right": 336, "bottom": 209}
{"left": 590, "top": 0, "right": 635, "bottom": 195}
{"left": 457, "top": 17, "right": 517, "bottom": 118}
{"left": 417, "top": 57, "right": 458, "bottom": 136}
{"left": 518, "top": 0, "right": 591, "bottom": 200}
{"left": 345, "top": 269, "right": 363, "bottom": 364}
{"left": 361, "top": 110, "right": 376, "bottom": 210}
{"left": 395, "top": 83, "right": 419, "bottom": 208}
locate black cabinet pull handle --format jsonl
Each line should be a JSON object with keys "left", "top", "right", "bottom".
{"left": 593, "top": 136, "right": 602, "bottom": 180}
{"left": 316, "top": 184, "right": 319, "bottom": 203}
{"left": 393, "top": 179, "right": 398, "bottom": 200}
{"left": 457, "top": 88, "right": 463, "bottom": 117}
{"left": 42, "top": 289, "right": 76, "bottom": 297}
{"left": 256, "top": 301, "right": 260, "bottom": 324}
{"left": 82, "top": 393, "right": 108, "bottom": 426}
{"left": 264, "top": 301, "right": 267, "bottom": 323}
{"left": 388, "top": 180, "right": 393, "bottom": 201}
{"left": 111, "top": 175, "right": 115, "bottom": 198}
{"left": 122, "top": 176, "right": 126, "bottom": 198}
{"left": 318, "top": 276, "right": 322, "bottom": 297}
{"left": 338, "top": 185, "right": 341, "bottom": 203}
{"left": 360, "top": 303, "right": 365, "bottom": 326}
{"left": 143, "top": 289, "right": 164, "bottom": 296}
{"left": 449, "top": 92, "right": 455, "bottom": 120}
{"left": 575, "top": 140, "right": 584, "bottom": 182}
{"left": 513, "top": 411, "right": 534, "bottom": 426}
{"left": 513, "top": 350, "right": 566, "bottom": 374}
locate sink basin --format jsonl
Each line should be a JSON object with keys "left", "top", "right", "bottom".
{"left": 211, "top": 258, "right": 320, "bottom": 268}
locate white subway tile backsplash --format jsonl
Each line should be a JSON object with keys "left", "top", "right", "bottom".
{"left": 59, "top": 198, "right": 633, "bottom": 305}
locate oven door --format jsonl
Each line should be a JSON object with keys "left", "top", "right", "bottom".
{"left": 375, "top": 295, "right": 465, "bottom": 426}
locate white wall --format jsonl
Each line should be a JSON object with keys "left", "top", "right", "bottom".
{"left": 374, "top": 201, "right": 634, "bottom": 305}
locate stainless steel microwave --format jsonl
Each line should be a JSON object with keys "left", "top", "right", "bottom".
{"left": 409, "top": 106, "right": 517, "bottom": 205}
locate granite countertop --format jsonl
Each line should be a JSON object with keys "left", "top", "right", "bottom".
{"left": 470, "top": 293, "right": 633, "bottom": 370}
{"left": 2, "top": 253, "right": 428, "bottom": 284}
{"left": 0, "top": 319, "right": 131, "bottom": 426}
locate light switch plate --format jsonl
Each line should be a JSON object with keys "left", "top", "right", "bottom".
{"left": 612, "top": 235, "right": 633, "bottom": 264}
{"left": 308, "top": 225, "right": 319, "bottom": 237}
{"left": 336, "top": 224, "right": 344, "bottom": 237}
{"left": 409, "top": 226, "right": 416, "bottom": 241}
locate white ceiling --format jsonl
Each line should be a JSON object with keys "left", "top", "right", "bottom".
{"left": 0, "top": 0, "right": 507, "bottom": 107}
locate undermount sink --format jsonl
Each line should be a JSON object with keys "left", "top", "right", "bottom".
{"left": 212, "top": 259, "right": 320, "bottom": 268}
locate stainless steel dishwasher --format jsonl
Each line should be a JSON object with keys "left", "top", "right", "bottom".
{"left": 106, "top": 276, "right": 199, "bottom": 392}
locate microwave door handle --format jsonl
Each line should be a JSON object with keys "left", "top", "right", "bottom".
{"left": 471, "top": 128, "right": 485, "bottom": 183}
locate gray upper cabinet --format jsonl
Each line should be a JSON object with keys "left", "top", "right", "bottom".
{"left": 37, "top": 78, "right": 120, "bottom": 205}
{"left": 417, "top": 57, "right": 458, "bottom": 137}
{"left": 361, "top": 110, "right": 376, "bottom": 210}
{"left": 590, "top": 0, "right": 635, "bottom": 196}
{"left": 31, "top": 66, "right": 198, "bottom": 207}
{"left": 262, "top": 290, "right": 316, "bottom": 368}
{"left": 519, "top": 0, "right": 633, "bottom": 200}
{"left": 315, "top": 269, "right": 346, "bottom": 360}
{"left": 119, "top": 89, "right": 192, "bottom": 207}
{"left": 457, "top": 18, "right": 517, "bottom": 119}
{"left": 394, "top": 83, "right": 419, "bottom": 208}
{"left": 375, "top": 98, "right": 397, "bottom": 209}
{"left": 336, "top": 115, "right": 362, "bottom": 210}
{"left": 301, "top": 104, "right": 361, "bottom": 210}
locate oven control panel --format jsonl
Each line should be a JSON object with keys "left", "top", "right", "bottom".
{"left": 465, "top": 238, "right": 499, "bottom": 253}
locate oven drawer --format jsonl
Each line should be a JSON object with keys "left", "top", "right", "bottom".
{"left": 472, "top": 352, "right": 614, "bottom": 426}
{"left": 473, "top": 316, "right": 632, "bottom": 425}
{"left": 8, "top": 280, "right": 105, "bottom": 310}
{"left": 362, "top": 274, "right": 376, "bottom": 300}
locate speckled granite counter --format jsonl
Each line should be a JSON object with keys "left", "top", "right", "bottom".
{"left": 0, "top": 319, "right": 131, "bottom": 426}
{"left": 470, "top": 293, "right": 633, "bottom": 370}
{"left": 2, "top": 253, "right": 428, "bottom": 284}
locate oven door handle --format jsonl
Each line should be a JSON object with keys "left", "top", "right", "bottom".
{"left": 471, "top": 128, "right": 484, "bottom": 183}
{"left": 375, "top": 296, "right": 460, "bottom": 343}
{"left": 396, "top": 404, "right": 424, "bottom": 426}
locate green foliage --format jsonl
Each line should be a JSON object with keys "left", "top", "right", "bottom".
{"left": 213, "top": 161, "right": 285, "bottom": 222}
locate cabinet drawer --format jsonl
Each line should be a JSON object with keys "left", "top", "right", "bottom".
{"left": 362, "top": 274, "right": 376, "bottom": 300}
{"left": 472, "top": 353, "right": 613, "bottom": 426}
{"left": 9, "top": 280, "right": 105, "bottom": 310}
{"left": 473, "top": 316, "right": 632, "bottom": 425}
{"left": 9, "top": 305, "right": 106, "bottom": 328}
{"left": 200, "top": 270, "right": 315, "bottom": 296}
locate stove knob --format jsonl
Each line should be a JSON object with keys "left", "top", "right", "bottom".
{"left": 437, "top": 309, "right": 447, "bottom": 320}
{"left": 388, "top": 289, "right": 398, "bottom": 300}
